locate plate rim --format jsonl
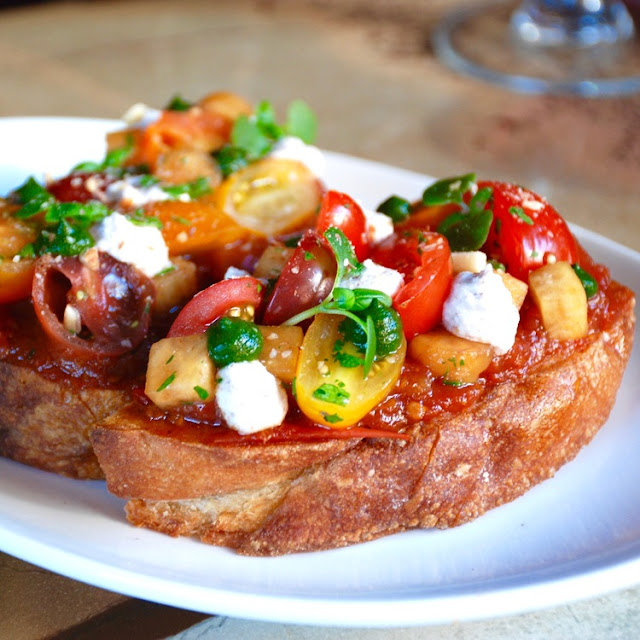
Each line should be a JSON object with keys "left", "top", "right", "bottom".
{"left": 0, "top": 115, "right": 638, "bottom": 628}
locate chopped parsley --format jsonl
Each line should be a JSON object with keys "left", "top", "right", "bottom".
{"left": 193, "top": 385, "right": 210, "bottom": 400}
{"left": 509, "top": 206, "right": 534, "bottom": 225}
{"left": 157, "top": 372, "right": 177, "bottom": 392}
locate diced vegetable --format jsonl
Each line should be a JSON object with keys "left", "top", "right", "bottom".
{"left": 528, "top": 262, "right": 587, "bottom": 340}
{"left": 295, "top": 314, "right": 406, "bottom": 428}
{"left": 258, "top": 325, "right": 303, "bottom": 383}
{"left": 451, "top": 251, "right": 487, "bottom": 274}
{"left": 409, "top": 329, "right": 493, "bottom": 385}
{"left": 497, "top": 270, "right": 528, "bottom": 310}
{"left": 153, "top": 258, "right": 198, "bottom": 315}
{"left": 145, "top": 334, "right": 216, "bottom": 409}
{"left": 253, "top": 245, "right": 294, "bottom": 280}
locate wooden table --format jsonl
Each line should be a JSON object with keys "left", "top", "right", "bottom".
{"left": 1, "top": 1, "right": 638, "bottom": 638}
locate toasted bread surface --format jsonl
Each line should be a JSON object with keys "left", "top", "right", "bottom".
{"left": 99, "top": 278, "right": 635, "bottom": 555}
{"left": 0, "top": 360, "right": 127, "bottom": 478}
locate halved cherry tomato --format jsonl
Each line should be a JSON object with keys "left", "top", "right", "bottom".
{"left": 295, "top": 314, "right": 406, "bottom": 428}
{"left": 128, "top": 108, "right": 233, "bottom": 169}
{"left": 479, "top": 181, "right": 578, "bottom": 282}
{"left": 262, "top": 231, "right": 336, "bottom": 326}
{"left": 214, "top": 157, "right": 322, "bottom": 237}
{"left": 316, "top": 190, "right": 368, "bottom": 261}
{"left": 32, "top": 252, "right": 155, "bottom": 357}
{"left": 167, "top": 276, "right": 264, "bottom": 338}
{"left": 0, "top": 203, "right": 37, "bottom": 304}
{"left": 47, "top": 172, "right": 114, "bottom": 203}
{"left": 371, "top": 230, "right": 452, "bottom": 340}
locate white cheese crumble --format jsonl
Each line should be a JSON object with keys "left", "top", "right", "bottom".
{"left": 223, "top": 266, "right": 252, "bottom": 279}
{"left": 268, "top": 136, "right": 326, "bottom": 179}
{"left": 91, "top": 212, "right": 172, "bottom": 278}
{"left": 121, "top": 102, "right": 163, "bottom": 128}
{"left": 104, "top": 175, "right": 187, "bottom": 208}
{"left": 362, "top": 207, "right": 394, "bottom": 245}
{"left": 215, "top": 360, "right": 288, "bottom": 435}
{"left": 442, "top": 265, "right": 519, "bottom": 355}
{"left": 339, "top": 259, "right": 404, "bottom": 298}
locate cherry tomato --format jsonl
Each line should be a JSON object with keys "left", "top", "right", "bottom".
{"left": 0, "top": 204, "right": 37, "bottom": 304}
{"left": 479, "top": 181, "right": 578, "bottom": 282}
{"left": 295, "top": 314, "right": 406, "bottom": 428}
{"left": 371, "top": 230, "right": 452, "bottom": 340}
{"left": 316, "top": 190, "right": 368, "bottom": 261}
{"left": 168, "top": 276, "right": 263, "bottom": 337}
{"left": 47, "top": 172, "right": 114, "bottom": 203}
{"left": 262, "top": 231, "right": 336, "bottom": 326}
{"left": 32, "top": 252, "right": 155, "bottom": 357}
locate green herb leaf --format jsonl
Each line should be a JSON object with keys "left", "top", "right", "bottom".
{"left": 207, "top": 316, "right": 264, "bottom": 368}
{"left": 126, "top": 209, "right": 163, "bottom": 228}
{"left": 509, "top": 206, "right": 534, "bottom": 225}
{"left": 437, "top": 209, "right": 493, "bottom": 252}
{"left": 321, "top": 412, "right": 343, "bottom": 424}
{"left": 33, "top": 220, "right": 95, "bottom": 256}
{"left": 165, "top": 94, "right": 193, "bottom": 111}
{"left": 193, "top": 385, "right": 210, "bottom": 400}
{"left": 422, "top": 173, "right": 476, "bottom": 207}
{"left": 157, "top": 371, "right": 177, "bottom": 392}
{"left": 572, "top": 264, "right": 598, "bottom": 298}
{"left": 376, "top": 195, "right": 410, "bottom": 223}
{"left": 312, "top": 382, "right": 350, "bottom": 407}
{"left": 285, "top": 99, "right": 317, "bottom": 144}
{"left": 231, "top": 114, "right": 273, "bottom": 159}
{"left": 323, "top": 227, "right": 362, "bottom": 284}
{"left": 162, "top": 176, "right": 211, "bottom": 200}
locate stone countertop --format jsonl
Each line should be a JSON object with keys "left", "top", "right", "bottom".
{"left": 0, "top": 1, "right": 638, "bottom": 639}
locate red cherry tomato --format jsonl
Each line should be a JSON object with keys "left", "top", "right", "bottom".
{"left": 371, "top": 230, "right": 452, "bottom": 340}
{"left": 47, "top": 172, "right": 114, "bottom": 203}
{"left": 479, "top": 181, "right": 578, "bottom": 281}
{"left": 168, "top": 276, "right": 263, "bottom": 337}
{"left": 32, "top": 252, "right": 155, "bottom": 357}
{"left": 262, "top": 231, "right": 336, "bottom": 325}
{"left": 316, "top": 190, "right": 368, "bottom": 261}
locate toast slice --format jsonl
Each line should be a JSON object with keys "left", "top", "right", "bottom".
{"left": 92, "top": 278, "right": 635, "bottom": 555}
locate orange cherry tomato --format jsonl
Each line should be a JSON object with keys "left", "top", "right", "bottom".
{"left": 0, "top": 203, "right": 37, "bottom": 304}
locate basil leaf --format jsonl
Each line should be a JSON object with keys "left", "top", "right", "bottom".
{"left": 376, "top": 195, "right": 410, "bottom": 223}
{"left": 438, "top": 209, "right": 493, "bottom": 252}
{"left": 285, "top": 99, "right": 317, "bottom": 144}
{"left": 422, "top": 173, "right": 476, "bottom": 206}
{"left": 469, "top": 186, "right": 493, "bottom": 214}
{"left": 207, "top": 317, "right": 264, "bottom": 368}
{"left": 213, "top": 145, "right": 249, "bottom": 177}
{"left": 165, "top": 94, "right": 193, "bottom": 111}
{"left": 231, "top": 114, "right": 273, "bottom": 159}
{"left": 13, "top": 177, "right": 54, "bottom": 217}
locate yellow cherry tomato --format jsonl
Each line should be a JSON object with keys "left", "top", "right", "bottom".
{"left": 214, "top": 157, "right": 322, "bottom": 237}
{"left": 295, "top": 314, "right": 406, "bottom": 428}
{"left": 0, "top": 202, "right": 36, "bottom": 304}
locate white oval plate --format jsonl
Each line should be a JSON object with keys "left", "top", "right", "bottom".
{"left": 0, "top": 118, "right": 638, "bottom": 628}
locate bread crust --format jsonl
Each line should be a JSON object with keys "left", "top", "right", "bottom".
{"left": 0, "top": 361, "right": 128, "bottom": 479}
{"left": 102, "top": 282, "right": 635, "bottom": 555}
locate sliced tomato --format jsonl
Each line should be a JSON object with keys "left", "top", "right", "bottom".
{"left": 295, "top": 314, "right": 406, "bottom": 428}
{"left": 262, "top": 231, "right": 336, "bottom": 326}
{"left": 47, "top": 172, "right": 114, "bottom": 203}
{"left": 479, "top": 181, "right": 578, "bottom": 282}
{"left": 316, "top": 190, "right": 368, "bottom": 261}
{"left": 371, "top": 230, "right": 452, "bottom": 340}
{"left": 168, "top": 276, "right": 264, "bottom": 338}
{"left": 129, "top": 108, "right": 233, "bottom": 169}
{"left": 32, "top": 252, "right": 155, "bottom": 357}
{"left": 0, "top": 204, "right": 37, "bottom": 303}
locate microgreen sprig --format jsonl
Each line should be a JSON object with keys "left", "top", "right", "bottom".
{"left": 283, "top": 227, "right": 399, "bottom": 377}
